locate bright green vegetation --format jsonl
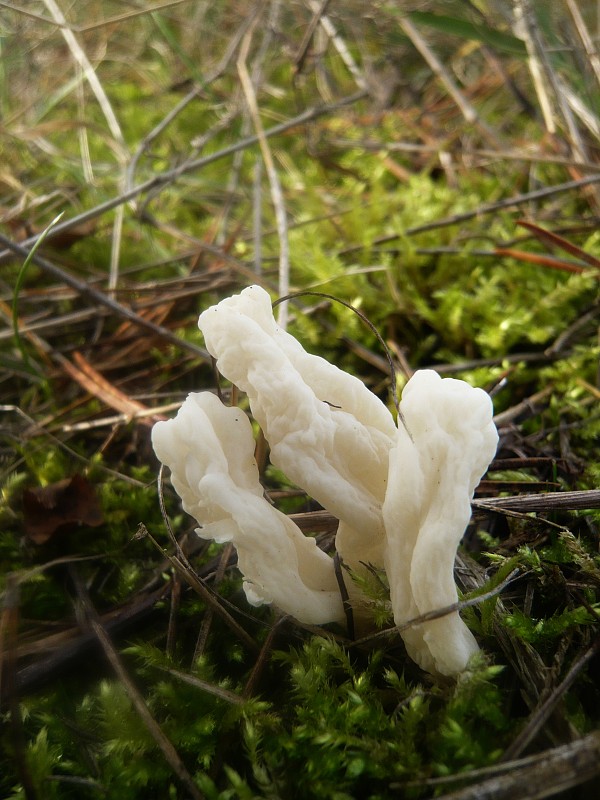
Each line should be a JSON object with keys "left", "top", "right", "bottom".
{"left": 1, "top": 2, "right": 599, "bottom": 798}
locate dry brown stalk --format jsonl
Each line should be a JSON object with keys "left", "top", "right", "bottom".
{"left": 125, "top": 3, "right": 261, "bottom": 193}
{"left": 60, "top": 351, "right": 165, "bottom": 426}
{"left": 501, "top": 635, "right": 600, "bottom": 761}
{"left": 238, "top": 11, "right": 290, "bottom": 327}
{"left": 431, "top": 731, "right": 600, "bottom": 800}
{"left": 138, "top": 524, "right": 259, "bottom": 653}
{"left": 69, "top": 568, "right": 205, "bottom": 800}
{"left": 0, "top": 91, "right": 367, "bottom": 265}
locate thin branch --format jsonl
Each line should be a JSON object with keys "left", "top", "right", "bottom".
{"left": 0, "top": 232, "right": 211, "bottom": 361}
{"left": 419, "top": 732, "right": 600, "bottom": 800}
{"left": 501, "top": 635, "right": 600, "bottom": 761}
{"left": 157, "top": 665, "right": 245, "bottom": 705}
{"left": 69, "top": 569, "right": 205, "bottom": 800}
{"left": 125, "top": 5, "right": 260, "bottom": 192}
{"left": 0, "top": 90, "right": 367, "bottom": 265}
{"left": 294, "top": 0, "right": 332, "bottom": 76}
{"left": 338, "top": 173, "right": 600, "bottom": 256}
{"left": 350, "top": 568, "right": 521, "bottom": 649}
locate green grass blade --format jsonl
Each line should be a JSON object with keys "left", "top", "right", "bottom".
{"left": 408, "top": 11, "right": 527, "bottom": 56}
{"left": 12, "top": 212, "right": 64, "bottom": 369}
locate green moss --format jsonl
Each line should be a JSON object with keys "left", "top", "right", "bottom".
{"left": 2, "top": 2, "right": 600, "bottom": 797}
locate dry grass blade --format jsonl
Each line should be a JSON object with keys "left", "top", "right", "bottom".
{"left": 513, "top": 0, "right": 556, "bottom": 133}
{"left": 501, "top": 635, "right": 600, "bottom": 761}
{"left": 69, "top": 568, "right": 205, "bottom": 800}
{"left": 565, "top": 0, "right": 600, "bottom": 88}
{"left": 60, "top": 351, "right": 164, "bottom": 426}
{"left": 237, "top": 15, "right": 290, "bottom": 327}
{"left": 40, "top": 0, "right": 126, "bottom": 153}
{"left": 0, "top": 231, "right": 211, "bottom": 360}
{"left": 516, "top": 218, "right": 600, "bottom": 269}
{"left": 0, "top": 91, "right": 366, "bottom": 264}
{"left": 308, "top": 0, "right": 368, "bottom": 93}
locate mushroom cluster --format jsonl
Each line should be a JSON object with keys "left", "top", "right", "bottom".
{"left": 151, "top": 286, "right": 498, "bottom": 676}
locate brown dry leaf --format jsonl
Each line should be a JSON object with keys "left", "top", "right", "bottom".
{"left": 23, "top": 474, "right": 104, "bottom": 544}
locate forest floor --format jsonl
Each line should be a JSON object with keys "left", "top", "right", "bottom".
{"left": 1, "top": 2, "right": 599, "bottom": 798}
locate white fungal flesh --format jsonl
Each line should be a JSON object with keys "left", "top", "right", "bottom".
{"left": 198, "top": 285, "right": 396, "bottom": 572}
{"left": 382, "top": 370, "right": 498, "bottom": 675}
{"left": 152, "top": 286, "right": 499, "bottom": 676}
{"left": 151, "top": 392, "right": 344, "bottom": 624}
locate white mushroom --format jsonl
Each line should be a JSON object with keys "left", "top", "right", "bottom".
{"left": 151, "top": 391, "right": 345, "bottom": 624}
{"left": 198, "top": 285, "right": 397, "bottom": 574}
{"left": 152, "top": 286, "right": 499, "bottom": 676}
{"left": 382, "top": 370, "right": 498, "bottom": 675}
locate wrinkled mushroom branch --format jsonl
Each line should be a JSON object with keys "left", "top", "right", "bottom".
{"left": 152, "top": 286, "right": 498, "bottom": 676}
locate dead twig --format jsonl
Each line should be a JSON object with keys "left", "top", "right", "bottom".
{"left": 0, "top": 232, "right": 211, "bottom": 361}
{"left": 157, "top": 665, "right": 245, "bottom": 705}
{"left": 0, "top": 91, "right": 367, "bottom": 265}
{"left": 350, "top": 568, "right": 521, "bottom": 649}
{"left": 474, "top": 489, "right": 600, "bottom": 513}
{"left": 501, "top": 635, "right": 600, "bottom": 761}
{"left": 398, "top": 14, "right": 502, "bottom": 147}
{"left": 338, "top": 173, "right": 600, "bottom": 256}
{"left": 397, "top": 731, "right": 600, "bottom": 800}
{"left": 69, "top": 568, "right": 205, "bottom": 800}
{"left": 137, "top": 524, "right": 259, "bottom": 653}
{"left": 288, "top": 491, "right": 600, "bottom": 537}
{"left": 126, "top": 3, "right": 260, "bottom": 192}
